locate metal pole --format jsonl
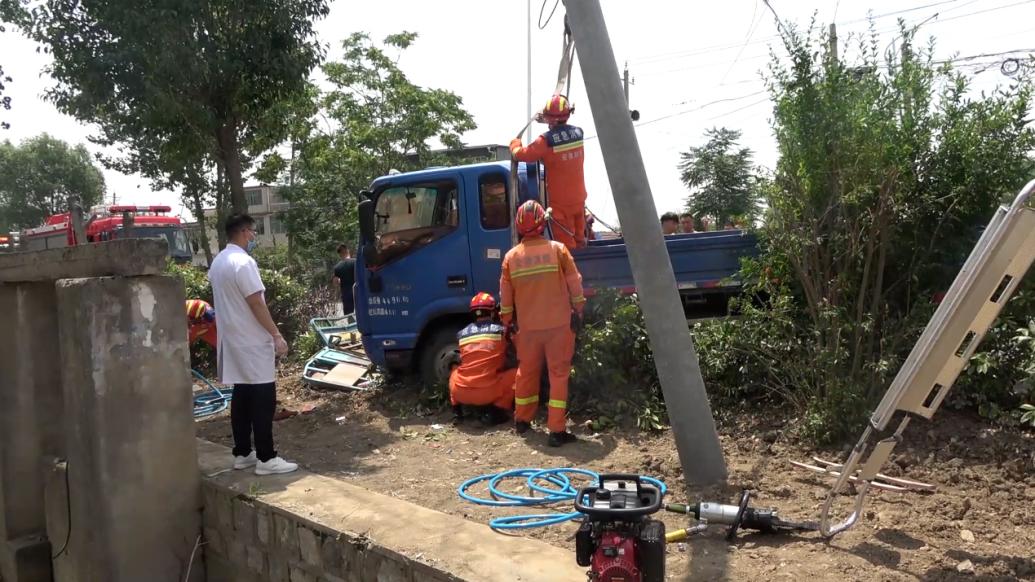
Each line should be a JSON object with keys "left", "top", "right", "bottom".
{"left": 527, "top": 0, "right": 533, "bottom": 142}
{"left": 562, "top": 0, "right": 728, "bottom": 484}
{"left": 623, "top": 62, "right": 629, "bottom": 105}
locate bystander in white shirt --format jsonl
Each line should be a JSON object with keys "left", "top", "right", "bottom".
{"left": 208, "top": 243, "right": 275, "bottom": 384}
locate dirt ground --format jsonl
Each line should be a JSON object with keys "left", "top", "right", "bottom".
{"left": 196, "top": 368, "right": 1035, "bottom": 581}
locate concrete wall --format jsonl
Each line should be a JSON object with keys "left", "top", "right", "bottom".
{"left": 0, "top": 283, "right": 61, "bottom": 582}
{"left": 197, "top": 440, "right": 584, "bottom": 582}
{"left": 54, "top": 276, "right": 202, "bottom": 582}
{"left": 0, "top": 240, "right": 200, "bottom": 582}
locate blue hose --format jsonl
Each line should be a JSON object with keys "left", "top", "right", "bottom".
{"left": 458, "top": 467, "right": 666, "bottom": 530}
{"left": 191, "top": 369, "right": 233, "bottom": 419}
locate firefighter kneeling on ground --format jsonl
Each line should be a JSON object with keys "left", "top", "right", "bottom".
{"left": 501, "top": 200, "right": 585, "bottom": 447}
{"left": 186, "top": 298, "right": 217, "bottom": 348}
{"left": 449, "top": 292, "right": 517, "bottom": 427}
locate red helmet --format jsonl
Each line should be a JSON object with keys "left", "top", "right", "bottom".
{"left": 470, "top": 292, "right": 496, "bottom": 313}
{"left": 542, "top": 94, "right": 572, "bottom": 122}
{"left": 515, "top": 200, "right": 547, "bottom": 235}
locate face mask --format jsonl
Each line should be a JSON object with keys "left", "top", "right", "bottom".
{"left": 246, "top": 239, "right": 258, "bottom": 253}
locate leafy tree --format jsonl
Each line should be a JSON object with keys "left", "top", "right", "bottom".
{"left": 693, "top": 22, "right": 1035, "bottom": 442}
{"left": 31, "top": 0, "right": 330, "bottom": 213}
{"left": 0, "top": 0, "right": 28, "bottom": 129}
{"left": 257, "top": 33, "right": 476, "bottom": 266}
{"left": 0, "top": 133, "right": 106, "bottom": 230}
{"left": 678, "top": 127, "right": 759, "bottom": 226}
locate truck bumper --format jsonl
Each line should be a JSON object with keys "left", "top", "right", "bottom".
{"left": 361, "top": 334, "right": 418, "bottom": 371}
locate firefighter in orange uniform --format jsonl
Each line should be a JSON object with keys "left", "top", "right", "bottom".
{"left": 509, "top": 95, "right": 588, "bottom": 250}
{"left": 500, "top": 200, "right": 585, "bottom": 447}
{"left": 185, "top": 299, "right": 217, "bottom": 348}
{"left": 449, "top": 292, "right": 517, "bottom": 427}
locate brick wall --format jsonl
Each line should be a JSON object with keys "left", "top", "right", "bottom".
{"left": 201, "top": 481, "right": 459, "bottom": 582}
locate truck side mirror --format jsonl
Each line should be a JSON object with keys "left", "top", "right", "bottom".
{"left": 359, "top": 189, "right": 373, "bottom": 201}
{"left": 358, "top": 198, "right": 375, "bottom": 243}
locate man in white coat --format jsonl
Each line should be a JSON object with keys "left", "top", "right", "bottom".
{"left": 208, "top": 213, "right": 298, "bottom": 475}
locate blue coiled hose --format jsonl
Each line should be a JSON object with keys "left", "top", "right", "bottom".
{"left": 458, "top": 467, "right": 666, "bottom": 530}
{"left": 192, "top": 369, "right": 233, "bottom": 419}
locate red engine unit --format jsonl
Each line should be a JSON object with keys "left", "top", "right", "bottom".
{"left": 592, "top": 531, "right": 639, "bottom": 582}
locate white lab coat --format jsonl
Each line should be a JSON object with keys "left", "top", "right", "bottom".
{"left": 208, "top": 243, "right": 276, "bottom": 385}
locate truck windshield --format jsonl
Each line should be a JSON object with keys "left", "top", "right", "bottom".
{"left": 370, "top": 179, "right": 458, "bottom": 265}
{"left": 127, "top": 226, "right": 192, "bottom": 259}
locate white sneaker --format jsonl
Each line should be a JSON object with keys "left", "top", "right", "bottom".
{"left": 254, "top": 457, "right": 298, "bottom": 476}
{"left": 233, "top": 452, "right": 257, "bottom": 470}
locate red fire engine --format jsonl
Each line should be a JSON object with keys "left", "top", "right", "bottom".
{"left": 19, "top": 205, "right": 193, "bottom": 262}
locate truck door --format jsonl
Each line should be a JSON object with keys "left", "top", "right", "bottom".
{"left": 467, "top": 170, "right": 514, "bottom": 296}
{"left": 357, "top": 172, "right": 471, "bottom": 339}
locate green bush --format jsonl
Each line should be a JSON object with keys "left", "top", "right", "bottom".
{"left": 570, "top": 290, "right": 666, "bottom": 431}
{"left": 954, "top": 279, "right": 1035, "bottom": 423}
{"left": 166, "top": 255, "right": 336, "bottom": 370}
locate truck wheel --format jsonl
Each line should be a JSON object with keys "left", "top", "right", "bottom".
{"left": 419, "top": 326, "right": 462, "bottom": 389}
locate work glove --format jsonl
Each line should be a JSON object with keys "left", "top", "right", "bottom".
{"left": 502, "top": 341, "right": 519, "bottom": 371}
{"left": 570, "top": 310, "right": 584, "bottom": 332}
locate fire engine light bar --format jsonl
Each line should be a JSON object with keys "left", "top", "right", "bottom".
{"left": 110, "top": 205, "right": 171, "bottom": 213}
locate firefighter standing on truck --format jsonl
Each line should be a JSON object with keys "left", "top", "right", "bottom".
{"left": 500, "top": 200, "right": 585, "bottom": 447}
{"left": 509, "top": 94, "right": 588, "bottom": 250}
{"left": 449, "top": 292, "right": 517, "bottom": 427}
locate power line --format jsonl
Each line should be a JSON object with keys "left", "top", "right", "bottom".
{"left": 628, "top": 0, "right": 1027, "bottom": 67}
{"left": 583, "top": 90, "right": 768, "bottom": 141}
{"left": 719, "top": 0, "right": 764, "bottom": 86}
{"left": 634, "top": 0, "right": 1035, "bottom": 79}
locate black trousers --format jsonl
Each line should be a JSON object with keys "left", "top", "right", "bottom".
{"left": 231, "top": 382, "right": 277, "bottom": 462}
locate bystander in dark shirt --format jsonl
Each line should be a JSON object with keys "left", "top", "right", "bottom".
{"left": 334, "top": 258, "right": 356, "bottom": 315}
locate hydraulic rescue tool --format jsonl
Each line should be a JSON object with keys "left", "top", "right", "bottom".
{"left": 665, "top": 490, "right": 818, "bottom": 542}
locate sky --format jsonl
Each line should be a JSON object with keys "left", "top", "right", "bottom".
{"left": 1, "top": 0, "right": 1033, "bottom": 226}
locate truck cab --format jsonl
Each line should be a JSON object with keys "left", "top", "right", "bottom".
{"left": 355, "top": 162, "right": 541, "bottom": 383}
{"left": 355, "top": 161, "right": 758, "bottom": 385}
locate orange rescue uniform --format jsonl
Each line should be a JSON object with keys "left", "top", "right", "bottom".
{"left": 499, "top": 236, "right": 585, "bottom": 433}
{"left": 185, "top": 299, "right": 218, "bottom": 348}
{"left": 510, "top": 124, "right": 588, "bottom": 250}
{"left": 449, "top": 321, "right": 517, "bottom": 411}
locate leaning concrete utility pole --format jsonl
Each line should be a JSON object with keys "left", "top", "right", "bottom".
{"left": 562, "top": 0, "right": 728, "bottom": 484}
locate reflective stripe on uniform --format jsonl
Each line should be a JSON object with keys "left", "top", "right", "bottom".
{"left": 458, "top": 333, "right": 502, "bottom": 346}
{"left": 515, "top": 395, "right": 540, "bottom": 406}
{"left": 511, "top": 264, "right": 559, "bottom": 279}
{"left": 571, "top": 295, "right": 586, "bottom": 304}
{"left": 500, "top": 306, "right": 514, "bottom": 315}
{"left": 548, "top": 399, "right": 567, "bottom": 409}
{"left": 552, "top": 140, "right": 583, "bottom": 153}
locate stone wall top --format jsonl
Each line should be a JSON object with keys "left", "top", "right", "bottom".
{"left": 0, "top": 239, "right": 169, "bottom": 283}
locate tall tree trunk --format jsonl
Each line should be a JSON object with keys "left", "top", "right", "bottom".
{"left": 215, "top": 164, "right": 228, "bottom": 250}
{"left": 188, "top": 186, "right": 213, "bottom": 267}
{"left": 287, "top": 138, "right": 295, "bottom": 260}
{"left": 216, "top": 122, "right": 246, "bottom": 213}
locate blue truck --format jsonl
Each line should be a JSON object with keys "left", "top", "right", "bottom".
{"left": 354, "top": 160, "right": 758, "bottom": 385}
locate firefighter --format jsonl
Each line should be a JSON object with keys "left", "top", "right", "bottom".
{"left": 449, "top": 292, "right": 517, "bottom": 427}
{"left": 509, "top": 94, "right": 588, "bottom": 250}
{"left": 500, "top": 200, "right": 585, "bottom": 447}
{"left": 186, "top": 298, "right": 217, "bottom": 348}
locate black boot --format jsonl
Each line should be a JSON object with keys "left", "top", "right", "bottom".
{"left": 514, "top": 420, "right": 531, "bottom": 434}
{"left": 451, "top": 405, "right": 465, "bottom": 425}
{"left": 548, "top": 431, "right": 577, "bottom": 447}
{"left": 479, "top": 407, "right": 510, "bottom": 427}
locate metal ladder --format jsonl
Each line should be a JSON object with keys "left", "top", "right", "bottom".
{"left": 820, "top": 180, "right": 1035, "bottom": 537}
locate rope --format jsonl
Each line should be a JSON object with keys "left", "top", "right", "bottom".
{"left": 538, "top": 0, "right": 561, "bottom": 29}
{"left": 586, "top": 208, "right": 620, "bottom": 234}
{"left": 458, "top": 467, "right": 667, "bottom": 530}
